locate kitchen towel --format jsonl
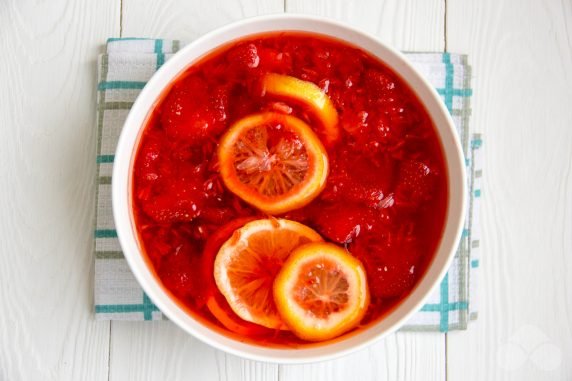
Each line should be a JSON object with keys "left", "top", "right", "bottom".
{"left": 94, "top": 38, "right": 481, "bottom": 331}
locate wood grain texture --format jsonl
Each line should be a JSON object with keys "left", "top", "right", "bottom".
{"left": 285, "top": 0, "right": 445, "bottom": 51}
{"left": 122, "top": 0, "right": 284, "bottom": 41}
{"left": 446, "top": 0, "right": 572, "bottom": 380}
{"left": 280, "top": 333, "right": 445, "bottom": 381}
{"left": 109, "top": 322, "right": 278, "bottom": 381}
{"left": 0, "top": 0, "right": 119, "bottom": 380}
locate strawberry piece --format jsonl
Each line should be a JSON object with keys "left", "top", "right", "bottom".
{"left": 312, "top": 204, "right": 374, "bottom": 244}
{"left": 351, "top": 228, "right": 420, "bottom": 298}
{"left": 365, "top": 69, "right": 396, "bottom": 94}
{"left": 210, "top": 86, "right": 229, "bottom": 123}
{"left": 395, "top": 160, "right": 436, "bottom": 205}
{"left": 142, "top": 178, "right": 206, "bottom": 223}
{"left": 159, "top": 244, "right": 203, "bottom": 302}
{"left": 321, "top": 151, "right": 396, "bottom": 207}
{"left": 350, "top": 155, "right": 395, "bottom": 195}
{"left": 199, "top": 206, "right": 235, "bottom": 225}
{"left": 141, "top": 225, "right": 188, "bottom": 265}
{"left": 228, "top": 83, "right": 260, "bottom": 120}
{"left": 370, "top": 111, "right": 404, "bottom": 147}
{"left": 365, "top": 258, "right": 417, "bottom": 299}
{"left": 344, "top": 182, "right": 385, "bottom": 207}
{"left": 160, "top": 77, "right": 228, "bottom": 143}
{"left": 337, "top": 48, "right": 364, "bottom": 78}
{"left": 136, "top": 142, "right": 161, "bottom": 182}
{"left": 258, "top": 47, "right": 292, "bottom": 72}
{"left": 340, "top": 109, "right": 368, "bottom": 135}
{"left": 227, "top": 43, "right": 260, "bottom": 70}
{"left": 309, "top": 46, "right": 335, "bottom": 76}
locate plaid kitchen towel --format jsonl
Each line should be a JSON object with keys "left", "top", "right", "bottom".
{"left": 94, "top": 38, "right": 481, "bottom": 331}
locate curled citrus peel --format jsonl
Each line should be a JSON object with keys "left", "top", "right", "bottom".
{"left": 262, "top": 73, "right": 340, "bottom": 145}
{"left": 218, "top": 112, "right": 328, "bottom": 215}
{"left": 206, "top": 294, "right": 271, "bottom": 336}
{"left": 273, "top": 242, "right": 370, "bottom": 341}
{"left": 213, "top": 218, "right": 323, "bottom": 329}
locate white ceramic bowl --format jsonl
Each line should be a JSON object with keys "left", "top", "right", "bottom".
{"left": 113, "top": 14, "right": 466, "bottom": 364}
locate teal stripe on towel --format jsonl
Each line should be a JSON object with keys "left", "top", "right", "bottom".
{"left": 95, "top": 229, "right": 118, "bottom": 238}
{"left": 95, "top": 293, "right": 159, "bottom": 320}
{"left": 439, "top": 273, "right": 449, "bottom": 331}
{"left": 96, "top": 154, "right": 115, "bottom": 164}
{"left": 155, "top": 39, "right": 165, "bottom": 68}
{"left": 98, "top": 81, "right": 147, "bottom": 90}
{"left": 108, "top": 37, "right": 152, "bottom": 42}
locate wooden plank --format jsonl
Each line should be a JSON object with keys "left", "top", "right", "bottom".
{"left": 285, "top": 0, "right": 445, "bottom": 51}
{"left": 108, "top": 322, "right": 274, "bottom": 381}
{"left": 280, "top": 333, "right": 445, "bottom": 381}
{"left": 447, "top": 0, "right": 572, "bottom": 380}
{"left": 113, "top": 2, "right": 283, "bottom": 380}
{"left": 122, "top": 0, "right": 284, "bottom": 40}
{"left": 109, "top": 322, "right": 278, "bottom": 381}
{"left": 0, "top": 0, "right": 120, "bottom": 380}
{"left": 281, "top": 1, "right": 447, "bottom": 379}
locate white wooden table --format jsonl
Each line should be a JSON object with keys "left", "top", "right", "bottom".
{"left": 1, "top": 0, "right": 571, "bottom": 379}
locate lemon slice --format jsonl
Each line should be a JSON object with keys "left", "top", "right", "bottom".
{"left": 262, "top": 73, "right": 340, "bottom": 145}
{"left": 214, "top": 218, "right": 323, "bottom": 329}
{"left": 218, "top": 112, "right": 329, "bottom": 215}
{"left": 273, "top": 242, "right": 369, "bottom": 341}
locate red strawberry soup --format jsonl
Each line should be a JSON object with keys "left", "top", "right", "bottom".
{"left": 132, "top": 32, "right": 448, "bottom": 347}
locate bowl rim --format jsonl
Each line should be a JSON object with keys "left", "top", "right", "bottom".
{"left": 112, "top": 13, "right": 467, "bottom": 364}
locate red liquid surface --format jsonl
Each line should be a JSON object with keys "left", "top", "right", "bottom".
{"left": 132, "top": 32, "right": 448, "bottom": 347}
